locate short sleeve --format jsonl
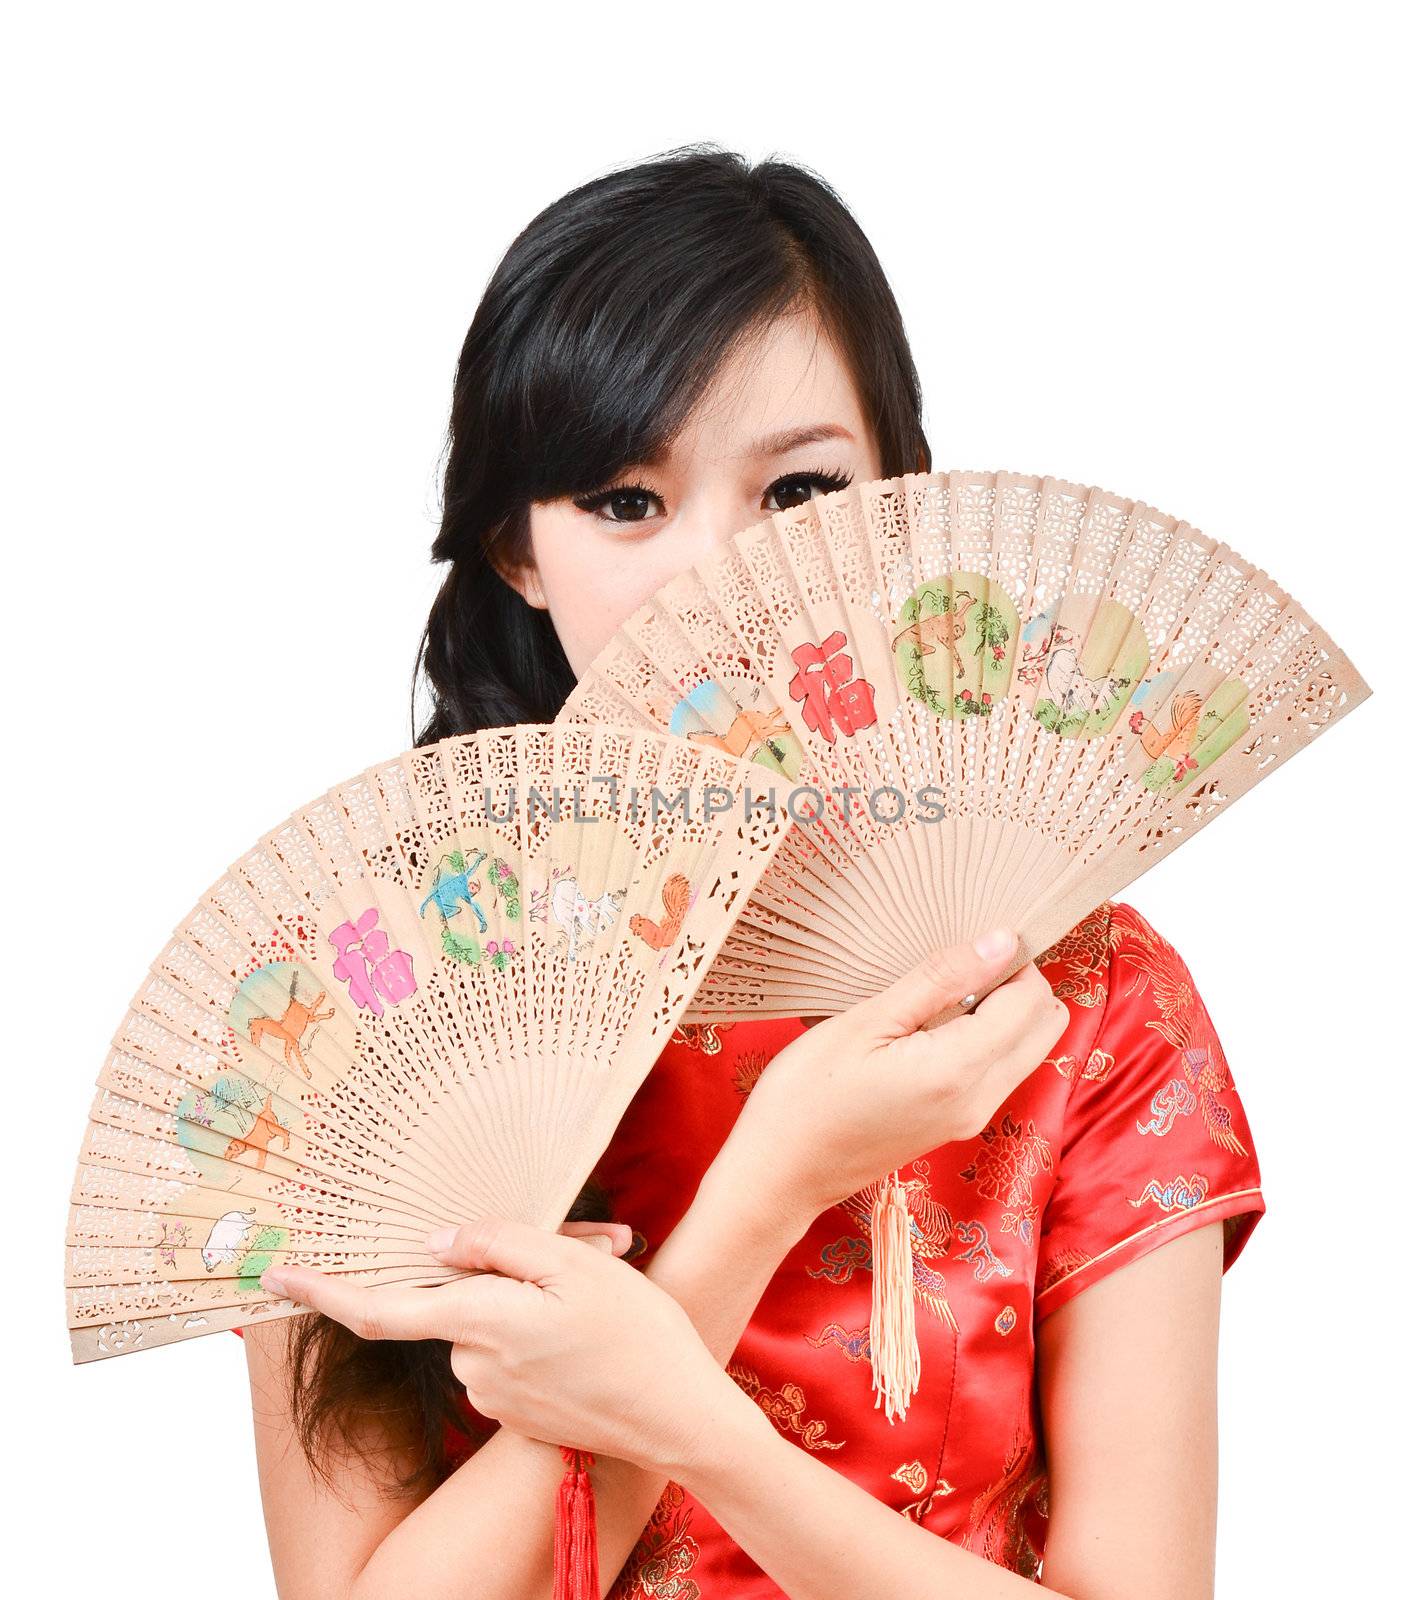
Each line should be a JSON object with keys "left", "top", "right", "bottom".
{"left": 1034, "top": 900, "right": 1266, "bottom": 1321}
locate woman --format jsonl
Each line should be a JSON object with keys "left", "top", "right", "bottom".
{"left": 241, "top": 145, "right": 1265, "bottom": 1599}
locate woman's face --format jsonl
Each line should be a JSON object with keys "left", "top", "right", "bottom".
{"left": 509, "top": 312, "right": 884, "bottom": 679}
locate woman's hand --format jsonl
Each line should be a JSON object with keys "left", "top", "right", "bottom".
{"left": 259, "top": 1216, "right": 764, "bottom": 1480}
{"left": 731, "top": 928, "right": 1070, "bottom": 1221}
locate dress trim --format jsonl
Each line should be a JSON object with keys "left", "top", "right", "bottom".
{"left": 1034, "top": 1185, "right": 1265, "bottom": 1317}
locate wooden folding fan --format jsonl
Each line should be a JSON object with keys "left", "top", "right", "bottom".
{"left": 66, "top": 723, "right": 793, "bottom": 1600}
{"left": 557, "top": 467, "right": 1372, "bottom": 1420}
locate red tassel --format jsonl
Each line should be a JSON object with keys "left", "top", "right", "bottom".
{"left": 554, "top": 1445, "right": 599, "bottom": 1600}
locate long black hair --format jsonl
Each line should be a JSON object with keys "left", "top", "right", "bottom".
{"left": 291, "top": 142, "right": 933, "bottom": 1501}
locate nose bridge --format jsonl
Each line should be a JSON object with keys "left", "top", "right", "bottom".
{"left": 680, "top": 484, "right": 753, "bottom": 566}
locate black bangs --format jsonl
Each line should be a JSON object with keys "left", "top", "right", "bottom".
{"left": 462, "top": 153, "right": 821, "bottom": 506}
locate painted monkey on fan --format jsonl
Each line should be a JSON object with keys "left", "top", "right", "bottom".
{"left": 242, "top": 145, "right": 1259, "bottom": 1600}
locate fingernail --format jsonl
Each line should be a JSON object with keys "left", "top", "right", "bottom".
{"left": 260, "top": 1267, "right": 289, "bottom": 1294}
{"left": 973, "top": 927, "right": 1015, "bottom": 960}
{"left": 425, "top": 1226, "right": 457, "bottom": 1252}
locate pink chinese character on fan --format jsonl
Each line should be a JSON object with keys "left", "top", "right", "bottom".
{"left": 330, "top": 906, "right": 417, "bottom": 1017}
{"left": 787, "top": 630, "right": 877, "bottom": 742}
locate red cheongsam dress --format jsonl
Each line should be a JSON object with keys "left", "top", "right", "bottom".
{"left": 486, "top": 899, "right": 1267, "bottom": 1595}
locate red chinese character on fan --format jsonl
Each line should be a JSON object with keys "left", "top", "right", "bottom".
{"left": 329, "top": 907, "right": 418, "bottom": 1016}
{"left": 787, "top": 630, "right": 877, "bottom": 741}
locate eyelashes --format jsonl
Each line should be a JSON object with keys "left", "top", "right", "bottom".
{"left": 767, "top": 467, "right": 853, "bottom": 508}
{"left": 570, "top": 466, "right": 854, "bottom": 526}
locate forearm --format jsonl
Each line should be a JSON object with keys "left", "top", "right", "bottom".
{"left": 352, "top": 1130, "right": 812, "bottom": 1600}
{"left": 674, "top": 1403, "right": 1075, "bottom": 1600}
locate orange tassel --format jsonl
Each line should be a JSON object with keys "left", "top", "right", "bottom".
{"left": 554, "top": 1445, "right": 599, "bottom": 1600}
{"left": 869, "top": 1170, "right": 920, "bottom": 1425}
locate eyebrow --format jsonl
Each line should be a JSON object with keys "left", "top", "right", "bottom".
{"left": 738, "top": 422, "right": 856, "bottom": 459}
{"left": 642, "top": 421, "right": 855, "bottom": 467}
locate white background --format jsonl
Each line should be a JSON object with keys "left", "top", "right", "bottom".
{"left": 6, "top": 4, "right": 1416, "bottom": 1594}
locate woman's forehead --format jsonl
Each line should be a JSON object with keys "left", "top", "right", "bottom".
{"left": 639, "top": 315, "right": 869, "bottom": 473}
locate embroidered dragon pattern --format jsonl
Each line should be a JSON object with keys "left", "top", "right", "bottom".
{"left": 1115, "top": 908, "right": 1250, "bottom": 1156}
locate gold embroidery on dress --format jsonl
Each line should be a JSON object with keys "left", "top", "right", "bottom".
{"left": 952, "top": 1218, "right": 1010, "bottom": 1283}
{"left": 1128, "top": 1173, "right": 1210, "bottom": 1212}
{"left": 728, "top": 1360, "right": 846, "bottom": 1451}
{"left": 892, "top": 1459, "right": 956, "bottom": 1521}
{"left": 962, "top": 1384, "right": 1048, "bottom": 1578}
{"left": 1116, "top": 910, "right": 1249, "bottom": 1156}
{"left": 1040, "top": 1246, "right": 1093, "bottom": 1292}
{"left": 671, "top": 1021, "right": 725, "bottom": 1055}
{"left": 959, "top": 1114, "right": 1055, "bottom": 1245}
{"left": 730, "top": 1047, "right": 772, "bottom": 1097}
{"left": 608, "top": 1479, "right": 702, "bottom": 1599}
{"left": 804, "top": 1320, "right": 873, "bottom": 1362}
{"left": 1035, "top": 901, "right": 1117, "bottom": 1007}
{"left": 1046, "top": 1045, "right": 1116, "bottom": 1084}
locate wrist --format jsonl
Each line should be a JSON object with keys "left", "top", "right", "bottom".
{"left": 694, "top": 1116, "right": 821, "bottom": 1246}
{"left": 655, "top": 1370, "right": 779, "bottom": 1492}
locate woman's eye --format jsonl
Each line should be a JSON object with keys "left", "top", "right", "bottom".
{"left": 572, "top": 483, "right": 664, "bottom": 524}
{"left": 764, "top": 471, "right": 853, "bottom": 512}
{"left": 601, "top": 487, "right": 662, "bottom": 523}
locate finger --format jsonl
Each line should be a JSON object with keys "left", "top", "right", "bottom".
{"left": 972, "top": 996, "right": 1070, "bottom": 1108}
{"left": 259, "top": 1263, "right": 492, "bottom": 1343}
{"left": 961, "top": 959, "right": 1064, "bottom": 1034}
{"left": 560, "top": 1220, "right": 633, "bottom": 1254}
{"left": 425, "top": 1215, "right": 585, "bottom": 1280}
{"left": 853, "top": 928, "right": 1021, "bottom": 1043}
{"left": 905, "top": 962, "right": 1068, "bottom": 1079}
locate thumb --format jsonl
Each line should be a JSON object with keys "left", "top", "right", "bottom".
{"left": 858, "top": 927, "right": 1020, "bottom": 1042}
{"left": 424, "top": 1216, "right": 581, "bottom": 1281}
